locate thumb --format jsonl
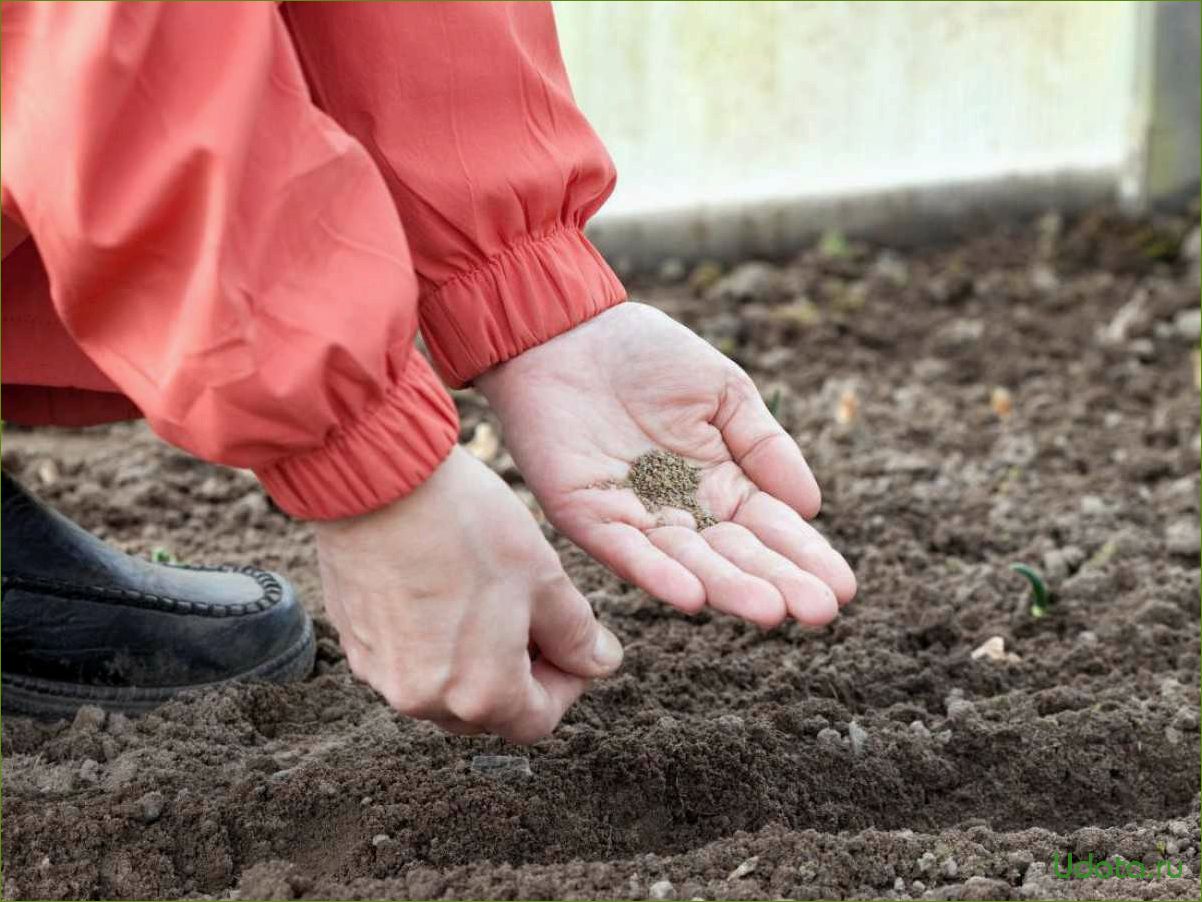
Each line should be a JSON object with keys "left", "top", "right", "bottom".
{"left": 531, "top": 577, "right": 624, "bottom": 679}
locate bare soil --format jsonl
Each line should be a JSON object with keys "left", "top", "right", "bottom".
{"left": 2, "top": 207, "right": 1200, "bottom": 900}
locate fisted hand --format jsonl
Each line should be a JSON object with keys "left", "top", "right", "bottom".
{"left": 314, "top": 446, "right": 623, "bottom": 744}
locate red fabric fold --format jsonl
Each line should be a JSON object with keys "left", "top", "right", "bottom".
{"left": 1, "top": 1, "right": 622, "bottom": 518}
{"left": 256, "top": 352, "right": 458, "bottom": 520}
{"left": 420, "top": 228, "right": 626, "bottom": 387}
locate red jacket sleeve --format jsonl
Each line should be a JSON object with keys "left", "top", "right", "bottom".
{"left": 282, "top": 1, "right": 628, "bottom": 388}
{"left": 0, "top": 1, "right": 458, "bottom": 520}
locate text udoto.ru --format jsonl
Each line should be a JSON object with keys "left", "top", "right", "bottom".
{"left": 1051, "top": 853, "right": 1187, "bottom": 880}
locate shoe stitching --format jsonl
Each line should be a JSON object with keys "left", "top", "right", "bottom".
{"left": 0, "top": 564, "right": 283, "bottom": 617}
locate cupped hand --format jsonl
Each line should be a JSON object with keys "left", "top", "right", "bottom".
{"left": 314, "top": 446, "right": 623, "bottom": 743}
{"left": 477, "top": 302, "right": 856, "bottom": 629}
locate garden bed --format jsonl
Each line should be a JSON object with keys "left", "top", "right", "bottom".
{"left": 2, "top": 206, "right": 1200, "bottom": 900}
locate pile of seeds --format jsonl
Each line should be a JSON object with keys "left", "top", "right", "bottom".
{"left": 627, "top": 450, "right": 716, "bottom": 530}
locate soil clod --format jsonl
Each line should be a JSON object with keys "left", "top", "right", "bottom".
{"left": 729, "top": 856, "right": 760, "bottom": 880}
{"left": 137, "top": 791, "right": 164, "bottom": 825}
{"left": 649, "top": 879, "right": 675, "bottom": 900}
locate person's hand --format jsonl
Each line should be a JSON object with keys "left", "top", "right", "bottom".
{"left": 477, "top": 302, "right": 856, "bottom": 629}
{"left": 313, "top": 446, "right": 623, "bottom": 743}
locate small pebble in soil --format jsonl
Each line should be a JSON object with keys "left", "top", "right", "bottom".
{"left": 728, "top": 856, "right": 759, "bottom": 880}
{"left": 99, "top": 736, "right": 120, "bottom": 764}
{"left": 946, "top": 698, "right": 976, "bottom": 721}
{"left": 715, "top": 714, "right": 744, "bottom": 732}
{"left": 989, "top": 386, "right": 1013, "bottom": 418}
{"left": 970, "top": 636, "right": 1007, "bottom": 662}
{"left": 1041, "top": 546, "right": 1084, "bottom": 581}
{"left": 847, "top": 721, "right": 869, "bottom": 756}
{"left": 649, "top": 879, "right": 675, "bottom": 900}
{"left": 1159, "top": 676, "right": 1185, "bottom": 698}
{"left": 817, "top": 727, "right": 843, "bottom": 747}
{"left": 1164, "top": 518, "right": 1200, "bottom": 557}
{"left": 371, "top": 834, "right": 391, "bottom": 848}
{"left": 1183, "top": 225, "right": 1201, "bottom": 260}
{"left": 1173, "top": 308, "right": 1201, "bottom": 341}
{"left": 137, "top": 791, "right": 164, "bottom": 825}
{"left": 707, "top": 261, "right": 782, "bottom": 304}
{"left": 73, "top": 705, "right": 107, "bottom": 733}
{"left": 36, "top": 458, "right": 60, "bottom": 485}
{"left": 657, "top": 258, "right": 686, "bottom": 283}
{"left": 471, "top": 755, "right": 532, "bottom": 779}
{"left": 78, "top": 759, "right": 100, "bottom": 784}
{"left": 626, "top": 450, "right": 716, "bottom": 529}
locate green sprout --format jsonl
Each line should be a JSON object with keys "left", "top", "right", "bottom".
{"left": 818, "top": 228, "right": 850, "bottom": 259}
{"left": 1010, "top": 563, "right": 1052, "bottom": 618}
{"left": 765, "top": 388, "right": 783, "bottom": 421}
{"left": 151, "top": 546, "right": 178, "bottom": 565}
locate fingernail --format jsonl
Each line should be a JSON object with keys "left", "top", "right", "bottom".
{"left": 593, "top": 626, "right": 624, "bottom": 672}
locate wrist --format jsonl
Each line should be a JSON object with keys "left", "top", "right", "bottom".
{"left": 476, "top": 301, "right": 640, "bottom": 403}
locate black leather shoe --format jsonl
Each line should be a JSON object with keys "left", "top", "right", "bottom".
{"left": 1, "top": 471, "right": 314, "bottom": 717}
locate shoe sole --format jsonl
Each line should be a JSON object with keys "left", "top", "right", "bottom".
{"left": 0, "top": 617, "right": 316, "bottom": 719}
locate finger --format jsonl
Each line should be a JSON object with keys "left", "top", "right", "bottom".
{"left": 431, "top": 718, "right": 485, "bottom": 737}
{"left": 531, "top": 574, "right": 625, "bottom": 679}
{"left": 733, "top": 492, "right": 857, "bottom": 604}
{"left": 648, "top": 525, "right": 786, "bottom": 628}
{"left": 583, "top": 522, "right": 706, "bottom": 613}
{"left": 494, "top": 658, "right": 590, "bottom": 745}
{"left": 703, "top": 522, "right": 839, "bottom": 627}
{"left": 716, "top": 378, "right": 821, "bottom": 518}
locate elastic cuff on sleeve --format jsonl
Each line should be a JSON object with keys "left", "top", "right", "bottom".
{"left": 419, "top": 227, "right": 627, "bottom": 388}
{"left": 256, "top": 352, "right": 459, "bottom": 520}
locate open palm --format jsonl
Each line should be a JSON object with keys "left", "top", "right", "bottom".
{"left": 477, "top": 303, "right": 856, "bottom": 628}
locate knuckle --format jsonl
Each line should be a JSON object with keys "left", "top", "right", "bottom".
{"left": 380, "top": 675, "right": 445, "bottom": 719}
{"left": 383, "top": 690, "right": 430, "bottom": 719}
{"left": 445, "top": 679, "right": 518, "bottom": 726}
{"left": 725, "top": 368, "right": 759, "bottom": 399}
